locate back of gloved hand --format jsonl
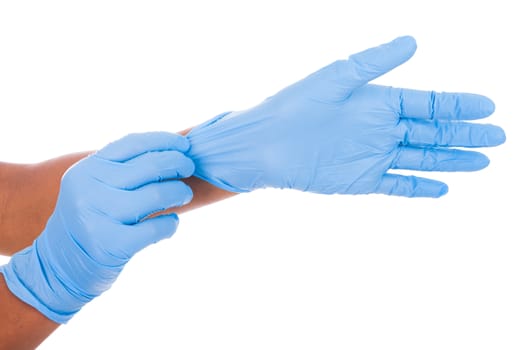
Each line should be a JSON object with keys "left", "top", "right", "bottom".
{"left": 187, "top": 36, "right": 506, "bottom": 197}
{"left": 0, "top": 132, "right": 194, "bottom": 323}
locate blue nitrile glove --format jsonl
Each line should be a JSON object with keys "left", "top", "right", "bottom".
{"left": 187, "top": 36, "right": 505, "bottom": 197}
{"left": 0, "top": 132, "right": 194, "bottom": 323}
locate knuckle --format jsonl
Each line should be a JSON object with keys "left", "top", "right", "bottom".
{"left": 421, "top": 149, "right": 438, "bottom": 170}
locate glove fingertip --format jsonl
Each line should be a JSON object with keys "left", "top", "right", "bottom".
{"left": 473, "top": 152, "right": 490, "bottom": 170}
{"left": 175, "top": 134, "right": 191, "bottom": 152}
{"left": 480, "top": 96, "right": 496, "bottom": 116}
{"left": 151, "top": 213, "right": 179, "bottom": 242}
{"left": 178, "top": 155, "right": 196, "bottom": 178}
{"left": 437, "top": 183, "right": 449, "bottom": 197}
{"left": 173, "top": 181, "right": 194, "bottom": 207}
{"left": 383, "top": 35, "right": 417, "bottom": 67}
{"left": 183, "top": 186, "right": 194, "bottom": 206}
{"left": 345, "top": 35, "right": 418, "bottom": 89}
{"left": 167, "top": 213, "right": 180, "bottom": 233}
{"left": 488, "top": 125, "right": 506, "bottom": 146}
{"left": 418, "top": 178, "right": 448, "bottom": 198}
{"left": 393, "top": 35, "right": 417, "bottom": 52}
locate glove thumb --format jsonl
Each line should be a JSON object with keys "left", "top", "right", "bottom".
{"left": 296, "top": 36, "right": 417, "bottom": 102}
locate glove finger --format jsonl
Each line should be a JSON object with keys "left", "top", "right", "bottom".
{"left": 392, "top": 147, "right": 490, "bottom": 172}
{"left": 375, "top": 174, "right": 448, "bottom": 198}
{"left": 340, "top": 36, "right": 417, "bottom": 89}
{"left": 396, "top": 88, "right": 495, "bottom": 121}
{"left": 400, "top": 120, "right": 506, "bottom": 147}
{"left": 120, "top": 213, "right": 179, "bottom": 256}
{"left": 98, "top": 180, "right": 193, "bottom": 224}
{"left": 298, "top": 36, "right": 416, "bottom": 102}
{"left": 69, "top": 211, "right": 179, "bottom": 265}
{"left": 95, "top": 132, "right": 190, "bottom": 162}
{"left": 94, "top": 151, "right": 195, "bottom": 190}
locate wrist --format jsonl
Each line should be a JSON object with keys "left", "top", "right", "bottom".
{"left": 0, "top": 242, "right": 79, "bottom": 324}
{"left": 0, "top": 163, "right": 33, "bottom": 255}
{"left": 0, "top": 273, "right": 60, "bottom": 349}
{"left": 0, "top": 161, "right": 65, "bottom": 256}
{"left": 0, "top": 213, "right": 122, "bottom": 324}
{"left": 186, "top": 110, "right": 262, "bottom": 192}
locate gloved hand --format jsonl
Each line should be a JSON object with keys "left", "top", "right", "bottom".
{"left": 187, "top": 36, "right": 505, "bottom": 197}
{"left": 0, "top": 132, "right": 194, "bottom": 323}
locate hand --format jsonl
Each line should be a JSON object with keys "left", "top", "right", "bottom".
{"left": 187, "top": 36, "right": 505, "bottom": 197}
{"left": 0, "top": 132, "right": 194, "bottom": 323}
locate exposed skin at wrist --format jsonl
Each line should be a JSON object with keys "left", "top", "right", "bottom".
{"left": 0, "top": 128, "right": 237, "bottom": 349}
{"left": 0, "top": 275, "right": 60, "bottom": 350}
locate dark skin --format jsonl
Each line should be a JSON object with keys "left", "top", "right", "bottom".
{"left": 0, "top": 129, "right": 237, "bottom": 350}
{"left": 0, "top": 277, "right": 59, "bottom": 350}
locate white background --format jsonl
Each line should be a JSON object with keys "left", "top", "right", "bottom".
{"left": 1, "top": 1, "right": 523, "bottom": 349}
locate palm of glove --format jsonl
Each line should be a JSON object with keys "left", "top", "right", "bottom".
{"left": 225, "top": 85, "right": 404, "bottom": 194}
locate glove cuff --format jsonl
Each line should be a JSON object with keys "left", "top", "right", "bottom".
{"left": 0, "top": 245, "right": 78, "bottom": 324}
{"left": 187, "top": 111, "right": 251, "bottom": 193}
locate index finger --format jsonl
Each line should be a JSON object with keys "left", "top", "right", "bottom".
{"left": 396, "top": 88, "right": 495, "bottom": 121}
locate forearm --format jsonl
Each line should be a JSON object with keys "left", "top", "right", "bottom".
{"left": 0, "top": 129, "right": 236, "bottom": 256}
{"left": 0, "top": 154, "right": 86, "bottom": 256}
{"left": 0, "top": 275, "right": 59, "bottom": 350}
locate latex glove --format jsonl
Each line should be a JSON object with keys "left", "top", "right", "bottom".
{"left": 0, "top": 132, "right": 194, "bottom": 323}
{"left": 187, "top": 36, "right": 505, "bottom": 197}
